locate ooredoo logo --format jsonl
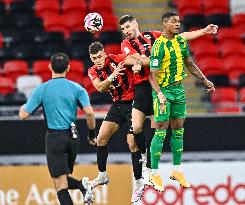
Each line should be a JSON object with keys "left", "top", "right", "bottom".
{"left": 142, "top": 176, "right": 245, "bottom": 205}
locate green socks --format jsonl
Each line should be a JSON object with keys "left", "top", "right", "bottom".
{"left": 171, "top": 128, "right": 184, "bottom": 165}
{"left": 150, "top": 130, "right": 166, "bottom": 169}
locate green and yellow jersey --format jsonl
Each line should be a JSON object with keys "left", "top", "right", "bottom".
{"left": 150, "top": 34, "right": 190, "bottom": 87}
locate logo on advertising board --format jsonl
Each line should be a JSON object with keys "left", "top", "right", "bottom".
{"left": 141, "top": 162, "right": 245, "bottom": 205}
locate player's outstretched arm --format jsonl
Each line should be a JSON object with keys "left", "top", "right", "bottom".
{"left": 19, "top": 105, "right": 30, "bottom": 120}
{"left": 185, "top": 56, "right": 215, "bottom": 92}
{"left": 90, "top": 62, "right": 125, "bottom": 92}
{"left": 180, "top": 24, "right": 218, "bottom": 41}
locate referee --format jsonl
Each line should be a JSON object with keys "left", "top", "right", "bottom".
{"left": 19, "top": 53, "right": 96, "bottom": 205}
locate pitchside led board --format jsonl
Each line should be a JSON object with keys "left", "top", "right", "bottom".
{"left": 0, "top": 162, "right": 245, "bottom": 205}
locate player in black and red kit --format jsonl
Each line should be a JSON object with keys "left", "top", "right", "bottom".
{"left": 119, "top": 15, "right": 218, "bottom": 190}
{"left": 87, "top": 42, "right": 145, "bottom": 202}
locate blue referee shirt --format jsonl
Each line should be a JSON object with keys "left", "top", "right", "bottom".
{"left": 24, "top": 77, "right": 91, "bottom": 130}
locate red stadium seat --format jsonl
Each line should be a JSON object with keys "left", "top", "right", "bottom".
{"left": 239, "top": 88, "right": 245, "bottom": 102}
{"left": 43, "top": 14, "right": 70, "bottom": 38}
{"left": 217, "top": 28, "right": 242, "bottom": 45}
{"left": 214, "top": 106, "right": 241, "bottom": 113}
{"left": 175, "top": 0, "right": 202, "bottom": 17}
{"left": 100, "top": 13, "right": 118, "bottom": 31}
{"left": 232, "top": 14, "right": 245, "bottom": 28}
{"left": 0, "top": 77, "right": 15, "bottom": 95}
{"left": 104, "top": 44, "right": 121, "bottom": 55}
{"left": 89, "top": 0, "right": 113, "bottom": 14}
{"left": 66, "top": 60, "right": 84, "bottom": 84}
{"left": 192, "top": 42, "right": 219, "bottom": 59}
{"left": 32, "top": 60, "right": 51, "bottom": 82}
{"left": 63, "top": 12, "right": 87, "bottom": 32}
{"left": 0, "top": 33, "right": 3, "bottom": 48}
{"left": 219, "top": 42, "right": 245, "bottom": 58}
{"left": 225, "top": 57, "right": 245, "bottom": 83}
{"left": 188, "top": 36, "right": 214, "bottom": 52}
{"left": 3, "top": 60, "right": 29, "bottom": 82}
{"left": 196, "top": 57, "right": 225, "bottom": 76}
{"left": 35, "top": 0, "right": 60, "bottom": 17}
{"left": 211, "top": 87, "right": 237, "bottom": 103}
{"left": 62, "top": 0, "right": 87, "bottom": 15}
{"left": 203, "top": 0, "right": 229, "bottom": 15}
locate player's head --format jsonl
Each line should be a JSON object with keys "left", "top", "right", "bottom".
{"left": 161, "top": 11, "right": 180, "bottom": 35}
{"left": 50, "top": 53, "right": 70, "bottom": 74}
{"left": 119, "top": 15, "right": 140, "bottom": 39}
{"left": 89, "top": 42, "right": 107, "bottom": 69}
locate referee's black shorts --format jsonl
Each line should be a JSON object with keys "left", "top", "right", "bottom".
{"left": 104, "top": 100, "right": 133, "bottom": 133}
{"left": 45, "top": 129, "right": 79, "bottom": 178}
{"left": 133, "top": 81, "right": 153, "bottom": 116}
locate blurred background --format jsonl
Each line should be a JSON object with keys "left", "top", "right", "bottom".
{"left": 0, "top": 0, "right": 244, "bottom": 204}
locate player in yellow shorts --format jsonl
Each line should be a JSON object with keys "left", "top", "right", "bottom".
{"left": 149, "top": 11, "right": 215, "bottom": 192}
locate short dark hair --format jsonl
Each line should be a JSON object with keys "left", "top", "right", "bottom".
{"left": 89, "top": 42, "right": 104, "bottom": 55}
{"left": 119, "top": 15, "right": 136, "bottom": 25}
{"left": 50, "top": 53, "right": 69, "bottom": 73}
{"left": 161, "top": 11, "right": 178, "bottom": 22}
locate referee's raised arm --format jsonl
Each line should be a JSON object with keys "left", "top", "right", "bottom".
{"left": 18, "top": 52, "right": 96, "bottom": 204}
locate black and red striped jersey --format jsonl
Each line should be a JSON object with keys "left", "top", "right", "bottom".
{"left": 121, "top": 31, "right": 162, "bottom": 84}
{"left": 88, "top": 54, "right": 134, "bottom": 102}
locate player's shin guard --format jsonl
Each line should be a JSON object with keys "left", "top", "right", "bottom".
{"left": 150, "top": 130, "right": 166, "bottom": 169}
{"left": 57, "top": 189, "right": 73, "bottom": 205}
{"left": 97, "top": 145, "right": 108, "bottom": 172}
{"left": 131, "top": 151, "right": 143, "bottom": 180}
{"left": 170, "top": 128, "right": 184, "bottom": 165}
{"left": 133, "top": 131, "right": 146, "bottom": 154}
{"left": 146, "top": 128, "right": 155, "bottom": 168}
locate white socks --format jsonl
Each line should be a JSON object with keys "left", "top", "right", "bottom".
{"left": 173, "top": 165, "right": 182, "bottom": 172}
{"left": 98, "top": 171, "right": 107, "bottom": 178}
{"left": 151, "top": 169, "right": 160, "bottom": 176}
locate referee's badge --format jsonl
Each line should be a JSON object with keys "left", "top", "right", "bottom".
{"left": 153, "top": 59, "right": 159, "bottom": 66}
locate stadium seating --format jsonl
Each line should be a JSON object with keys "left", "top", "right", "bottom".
{"left": 0, "top": 33, "right": 3, "bottom": 48}
{"left": 89, "top": 0, "right": 113, "bottom": 14}
{"left": 217, "top": 28, "right": 242, "bottom": 45}
{"left": 0, "top": 77, "right": 15, "bottom": 95}
{"left": 3, "top": 92, "right": 27, "bottom": 105}
{"left": 175, "top": 0, "right": 202, "bottom": 17}
{"left": 225, "top": 57, "right": 245, "bottom": 83}
{"left": 63, "top": 12, "right": 87, "bottom": 32}
{"left": 219, "top": 42, "right": 245, "bottom": 58}
{"left": 62, "top": 0, "right": 87, "bottom": 15}
{"left": 35, "top": 0, "right": 60, "bottom": 17}
{"left": 3, "top": 60, "right": 29, "bottom": 82}
{"left": 203, "top": 0, "right": 229, "bottom": 15}
{"left": 69, "top": 32, "right": 94, "bottom": 46}
{"left": 66, "top": 60, "right": 85, "bottom": 84}
{"left": 239, "top": 88, "right": 245, "bottom": 102}
{"left": 211, "top": 87, "right": 237, "bottom": 103}
{"left": 192, "top": 42, "right": 219, "bottom": 59}
{"left": 16, "top": 75, "right": 42, "bottom": 98}
{"left": 230, "top": 0, "right": 245, "bottom": 15}
{"left": 214, "top": 106, "right": 241, "bottom": 113}
{"left": 196, "top": 57, "right": 225, "bottom": 76}
{"left": 238, "top": 75, "right": 245, "bottom": 87}
{"left": 32, "top": 60, "right": 51, "bottom": 82}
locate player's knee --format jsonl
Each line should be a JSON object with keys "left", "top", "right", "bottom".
{"left": 96, "top": 135, "right": 109, "bottom": 146}
{"left": 132, "top": 123, "right": 143, "bottom": 134}
{"left": 53, "top": 176, "right": 68, "bottom": 191}
{"left": 128, "top": 140, "right": 139, "bottom": 152}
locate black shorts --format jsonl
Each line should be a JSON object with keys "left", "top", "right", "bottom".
{"left": 133, "top": 81, "right": 153, "bottom": 116}
{"left": 104, "top": 100, "right": 133, "bottom": 133}
{"left": 45, "top": 129, "right": 79, "bottom": 178}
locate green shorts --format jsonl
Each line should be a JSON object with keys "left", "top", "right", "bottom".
{"left": 152, "top": 83, "right": 186, "bottom": 122}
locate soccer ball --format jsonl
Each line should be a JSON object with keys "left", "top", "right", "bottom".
{"left": 84, "top": 13, "right": 103, "bottom": 32}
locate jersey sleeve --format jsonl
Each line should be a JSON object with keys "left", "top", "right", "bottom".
{"left": 88, "top": 67, "right": 98, "bottom": 81}
{"left": 109, "top": 54, "right": 126, "bottom": 63}
{"left": 121, "top": 40, "right": 138, "bottom": 56}
{"left": 77, "top": 85, "right": 91, "bottom": 107}
{"left": 150, "top": 39, "right": 165, "bottom": 70}
{"left": 183, "top": 38, "right": 190, "bottom": 58}
{"left": 24, "top": 85, "right": 44, "bottom": 113}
